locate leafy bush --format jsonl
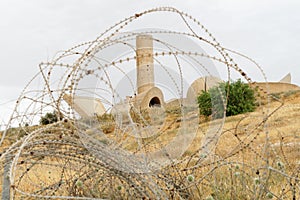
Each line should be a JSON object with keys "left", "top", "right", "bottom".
{"left": 40, "top": 111, "right": 59, "bottom": 125}
{"left": 197, "top": 79, "right": 256, "bottom": 118}
{"left": 197, "top": 91, "right": 212, "bottom": 117}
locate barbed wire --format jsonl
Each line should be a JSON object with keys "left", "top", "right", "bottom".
{"left": 0, "top": 7, "right": 299, "bottom": 199}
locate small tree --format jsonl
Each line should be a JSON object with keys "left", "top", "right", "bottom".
{"left": 40, "top": 111, "right": 59, "bottom": 125}
{"left": 197, "top": 79, "right": 256, "bottom": 118}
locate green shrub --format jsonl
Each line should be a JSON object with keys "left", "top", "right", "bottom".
{"left": 197, "top": 79, "right": 256, "bottom": 118}
{"left": 197, "top": 91, "right": 213, "bottom": 117}
{"left": 40, "top": 111, "right": 59, "bottom": 125}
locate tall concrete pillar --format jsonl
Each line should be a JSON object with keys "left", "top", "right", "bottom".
{"left": 136, "top": 34, "right": 154, "bottom": 94}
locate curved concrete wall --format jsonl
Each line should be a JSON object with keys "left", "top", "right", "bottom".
{"left": 255, "top": 82, "right": 300, "bottom": 94}
{"left": 133, "top": 87, "right": 165, "bottom": 110}
{"left": 63, "top": 94, "right": 106, "bottom": 118}
{"left": 186, "top": 76, "right": 222, "bottom": 103}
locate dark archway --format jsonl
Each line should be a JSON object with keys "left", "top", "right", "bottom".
{"left": 149, "top": 97, "right": 161, "bottom": 107}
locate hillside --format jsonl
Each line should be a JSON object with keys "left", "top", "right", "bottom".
{"left": 0, "top": 90, "right": 299, "bottom": 199}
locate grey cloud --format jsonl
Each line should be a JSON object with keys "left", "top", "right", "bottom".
{"left": 0, "top": 0, "right": 299, "bottom": 90}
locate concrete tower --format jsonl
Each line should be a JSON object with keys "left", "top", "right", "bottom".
{"left": 130, "top": 34, "right": 164, "bottom": 110}
{"left": 136, "top": 34, "right": 154, "bottom": 94}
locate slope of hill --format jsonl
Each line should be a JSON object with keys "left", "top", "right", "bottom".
{"left": 0, "top": 90, "right": 299, "bottom": 199}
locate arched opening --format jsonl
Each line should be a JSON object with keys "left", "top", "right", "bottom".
{"left": 149, "top": 97, "right": 161, "bottom": 107}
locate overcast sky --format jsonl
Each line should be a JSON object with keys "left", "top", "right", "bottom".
{"left": 0, "top": 0, "right": 299, "bottom": 123}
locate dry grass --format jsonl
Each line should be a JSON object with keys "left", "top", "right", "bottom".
{"left": 1, "top": 91, "right": 299, "bottom": 199}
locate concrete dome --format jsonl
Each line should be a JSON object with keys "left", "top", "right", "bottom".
{"left": 186, "top": 76, "right": 222, "bottom": 103}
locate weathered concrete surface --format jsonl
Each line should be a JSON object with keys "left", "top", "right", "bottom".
{"left": 186, "top": 76, "right": 222, "bottom": 103}
{"left": 279, "top": 73, "right": 291, "bottom": 84}
{"left": 133, "top": 34, "right": 165, "bottom": 111}
{"left": 136, "top": 34, "right": 154, "bottom": 94}
{"left": 255, "top": 82, "right": 300, "bottom": 94}
{"left": 132, "top": 87, "right": 165, "bottom": 110}
{"left": 63, "top": 94, "right": 106, "bottom": 118}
